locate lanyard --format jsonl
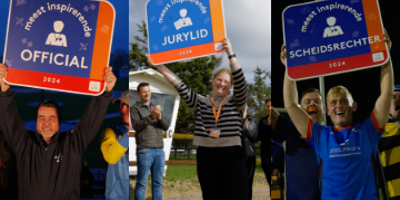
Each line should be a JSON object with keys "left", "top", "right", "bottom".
{"left": 211, "top": 96, "right": 228, "bottom": 124}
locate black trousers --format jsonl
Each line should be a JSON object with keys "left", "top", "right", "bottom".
{"left": 261, "top": 157, "right": 271, "bottom": 186}
{"left": 197, "top": 146, "right": 249, "bottom": 200}
{"left": 245, "top": 156, "right": 256, "bottom": 200}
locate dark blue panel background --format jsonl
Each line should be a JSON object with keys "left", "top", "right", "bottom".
{"left": 147, "top": 0, "right": 213, "bottom": 54}
{"left": 283, "top": 0, "right": 373, "bottom": 68}
{"left": 5, "top": 0, "right": 101, "bottom": 78}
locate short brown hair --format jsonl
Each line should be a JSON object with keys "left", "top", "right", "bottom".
{"left": 137, "top": 82, "right": 149, "bottom": 93}
{"left": 300, "top": 88, "right": 322, "bottom": 102}
{"left": 265, "top": 97, "right": 271, "bottom": 104}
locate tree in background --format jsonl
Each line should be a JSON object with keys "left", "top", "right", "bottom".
{"left": 247, "top": 67, "right": 271, "bottom": 121}
{"left": 130, "top": 20, "right": 149, "bottom": 71}
{"left": 130, "top": 20, "right": 223, "bottom": 134}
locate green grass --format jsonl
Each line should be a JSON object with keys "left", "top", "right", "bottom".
{"left": 164, "top": 165, "right": 198, "bottom": 182}
{"left": 130, "top": 163, "right": 266, "bottom": 182}
{"left": 168, "top": 155, "right": 197, "bottom": 160}
{"left": 255, "top": 163, "right": 265, "bottom": 174}
{"left": 129, "top": 165, "right": 198, "bottom": 182}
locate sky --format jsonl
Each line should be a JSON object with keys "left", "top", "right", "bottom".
{"left": 130, "top": 0, "right": 271, "bottom": 84}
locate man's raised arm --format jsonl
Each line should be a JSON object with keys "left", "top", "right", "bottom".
{"left": 281, "top": 45, "right": 311, "bottom": 138}
{"left": 72, "top": 67, "right": 116, "bottom": 153}
{"left": 373, "top": 30, "right": 394, "bottom": 128}
{"left": 0, "top": 63, "right": 30, "bottom": 155}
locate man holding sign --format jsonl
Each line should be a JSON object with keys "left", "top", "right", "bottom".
{"left": 281, "top": 30, "right": 393, "bottom": 199}
{"left": 0, "top": 63, "right": 117, "bottom": 200}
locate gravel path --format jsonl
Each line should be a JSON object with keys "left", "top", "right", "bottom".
{"left": 130, "top": 174, "right": 271, "bottom": 200}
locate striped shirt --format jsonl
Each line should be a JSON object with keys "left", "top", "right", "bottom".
{"left": 171, "top": 61, "right": 247, "bottom": 147}
{"left": 379, "top": 119, "right": 400, "bottom": 199}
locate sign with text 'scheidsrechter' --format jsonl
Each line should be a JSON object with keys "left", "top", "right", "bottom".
{"left": 3, "top": 0, "right": 115, "bottom": 95}
{"left": 283, "top": 0, "right": 389, "bottom": 80}
{"left": 146, "top": 0, "right": 226, "bottom": 65}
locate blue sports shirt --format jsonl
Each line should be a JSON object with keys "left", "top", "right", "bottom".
{"left": 306, "top": 113, "right": 384, "bottom": 200}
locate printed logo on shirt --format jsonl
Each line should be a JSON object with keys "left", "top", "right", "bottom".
{"left": 329, "top": 146, "right": 361, "bottom": 158}
{"left": 54, "top": 153, "right": 62, "bottom": 163}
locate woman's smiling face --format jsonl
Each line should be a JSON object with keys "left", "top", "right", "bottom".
{"left": 212, "top": 72, "right": 232, "bottom": 97}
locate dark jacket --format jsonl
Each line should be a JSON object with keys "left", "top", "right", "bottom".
{"left": 130, "top": 101, "right": 169, "bottom": 149}
{"left": 258, "top": 115, "right": 271, "bottom": 159}
{"left": 242, "top": 116, "right": 259, "bottom": 157}
{"left": 80, "top": 163, "right": 94, "bottom": 198}
{"left": 0, "top": 129, "right": 18, "bottom": 200}
{"left": 0, "top": 88, "right": 113, "bottom": 200}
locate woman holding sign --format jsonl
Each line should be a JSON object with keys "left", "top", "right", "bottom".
{"left": 148, "top": 38, "right": 249, "bottom": 200}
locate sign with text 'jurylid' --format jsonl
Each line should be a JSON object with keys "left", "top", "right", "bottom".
{"left": 3, "top": 0, "right": 115, "bottom": 95}
{"left": 283, "top": 0, "right": 389, "bottom": 80}
{"left": 146, "top": 0, "right": 226, "bottom": 65}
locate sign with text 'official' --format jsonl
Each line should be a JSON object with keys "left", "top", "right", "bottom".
{"left": 283, "top": 0, "right": 388, "bottom": 80}
{"left": 3, "top": 0, "right": 115, "bottom": 95}
{"left": 146, "top": 0, "right": 226, "bottom": 65}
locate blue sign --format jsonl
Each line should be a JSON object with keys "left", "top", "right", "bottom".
{"left": 3, "top": 0, "right": 115, "bottom": 95}
{"left": 146, "top": 0, "right": 226, "bottom": 65}
{"left": 283, "top": 0, "right": 388, "bottom": 80}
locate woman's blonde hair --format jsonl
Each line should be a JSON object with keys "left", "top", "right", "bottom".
{"left": 213, "top": 68, "right": 233, "bottom": 84}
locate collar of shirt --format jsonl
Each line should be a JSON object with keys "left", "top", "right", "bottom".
{"left": 139, "top": 101, "right": 151, "bottom": 111}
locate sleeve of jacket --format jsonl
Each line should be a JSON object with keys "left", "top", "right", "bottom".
{"left": 258, "top": 116, "right": 271, "bottom": 142}
{"left": 130, "top": 105, "right": 159, "bottom": 133}
{"left": 246, "top": 117, "right": 259, "bottom": 142}
{"left": 100, "top": 127, "right": 128, "bottom": 164}
{"left": 0, "top": 130, "right": 16, "bottom": 168}
{"left": 0, "top": 88, "right": 29, "bottom": 155}
{"left": 158, "top": 115, "right": 170, "bottom": 131}
{"left": 71, "top": 91, "right": 113, "bottom": 154}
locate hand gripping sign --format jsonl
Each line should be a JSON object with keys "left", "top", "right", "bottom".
{"left": 146, "top": 0, "right": 226, "bottom": 65}
{"left": 283, "top": 0, "right": 389, "bottom": 80}
{"left": 3, "top": 0, "right": 115, "bottom": 95}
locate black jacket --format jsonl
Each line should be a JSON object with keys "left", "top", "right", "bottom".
{"left": 258, "top": 115, "right": 271, "bottom": 159}
{"left": 0, "top": 129, "right": 18, "bottom": 200}
{"left": 241, "top": 116, "right": 259, "bottom": 157}
{"left": 0, "top": 88, "right": 113, "bottom": 200}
